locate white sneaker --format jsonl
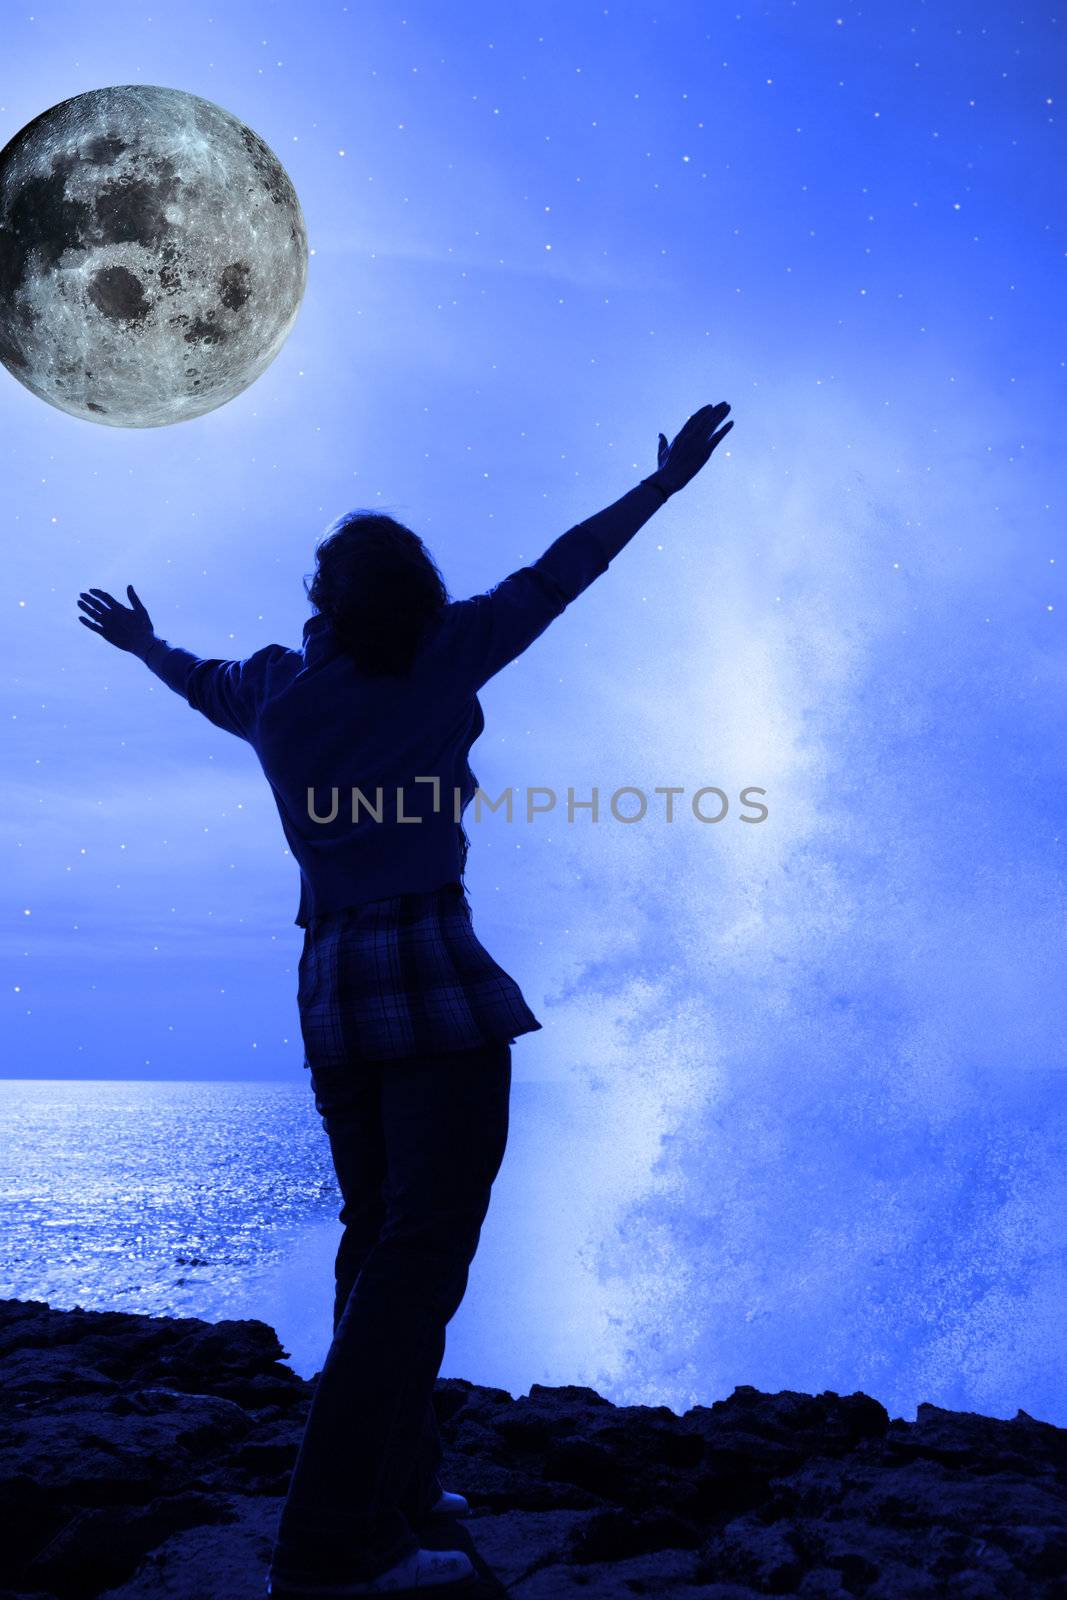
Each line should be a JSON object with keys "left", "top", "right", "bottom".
{"left": 429, "top": 1490, "right": 470, "bottom": 1519}
{"left": 268, "top": 1545, "right": 476, "bottom": 1595}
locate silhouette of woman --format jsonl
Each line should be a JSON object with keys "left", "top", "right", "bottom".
{"left": 76, "top": 402, "right": 734, "bottom": 1597}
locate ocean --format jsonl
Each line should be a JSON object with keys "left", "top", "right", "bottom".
{"left": 0, "top": 1076, "right": 590, "bottom": 1394}
{"left": 6, "top": 1077, "right": 1062, "bottom": 1425}
{"left": 0, "top": 1079, "right": 339, "bottom": 1323}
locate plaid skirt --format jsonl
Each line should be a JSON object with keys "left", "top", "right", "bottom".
{"left": 296, "top": 881, "right": 543, "bottom": 1067}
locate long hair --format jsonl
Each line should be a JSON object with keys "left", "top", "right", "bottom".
{"left": 304, "top": 510, "right": 449, "bottom": 677}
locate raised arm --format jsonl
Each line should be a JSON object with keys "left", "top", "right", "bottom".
{"left": 446, "top": 401, "right": 734, "bottom": 691}
{"left": 76, "top": 584, "right": 289, "bottom": 741}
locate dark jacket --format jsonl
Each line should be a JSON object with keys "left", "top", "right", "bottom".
{"left": 143, "top": 476, "right": 669, "bottom": 925}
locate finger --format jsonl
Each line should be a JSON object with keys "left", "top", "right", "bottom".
{"left": 691, "top": 403, "right": 728, "bottom": 428}
{"left": 127, "top": 584, "right": 148, "bottom": 615}
{"left": 701, "top": 412, "right": 733, "bottom": 443}
{"left": 678, "top": 404, "right": 726, "bottom": 444}
{"left": 77, "top": 596, "right": 106, "bottom": 616}
{"left": 88, "top": 588, "right": 118, "bottom": 608}
{"left": 78, "top": 616, "right": 105, "bottom": 635}
{"left": 709, "top": 420, "right": 734, "bottom": 450}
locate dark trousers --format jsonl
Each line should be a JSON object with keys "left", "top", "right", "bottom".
{"left": 270, "top": 1038, "right": 512, "bottom": 1585}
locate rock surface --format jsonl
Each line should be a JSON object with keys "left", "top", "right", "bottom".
{"left": 1, "top": 1298, "right": 1065, "bottom": 1598}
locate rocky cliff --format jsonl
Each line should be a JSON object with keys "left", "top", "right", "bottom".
{"left": 1, "top": 1299, "right": 1064, "bottom": 1598}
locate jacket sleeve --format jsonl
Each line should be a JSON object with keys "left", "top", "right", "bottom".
{"left": 446, "top": 476, "right": 669, "bottom": 691}
{"left": 142, "top": 637, "right": 291, "bottom": 741}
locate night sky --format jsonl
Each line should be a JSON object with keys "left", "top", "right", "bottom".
{"left": 2, "top": 2, "right": 1066, "bottom": 1421}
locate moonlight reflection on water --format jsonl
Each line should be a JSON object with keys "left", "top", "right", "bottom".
{"left": 0, "top": 1079, "right": 338, "bottom": 1320}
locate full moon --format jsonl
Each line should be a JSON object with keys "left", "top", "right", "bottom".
{"left": 0, "top": 84, "right": 307, "bottom": 427}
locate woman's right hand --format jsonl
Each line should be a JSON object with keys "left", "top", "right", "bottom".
{"left": 655, "top": 403, "right": 733, "bottom": 496}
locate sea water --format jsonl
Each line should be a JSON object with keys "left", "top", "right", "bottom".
{"left": 0, "top": 1077, "right": 585, "bottom": 1393}
{"left": 0, "top": 1080, "right": 338, "bottom": 1317}
{"left": 6, "top": 1077, "right": 1063, "bottom": 1424}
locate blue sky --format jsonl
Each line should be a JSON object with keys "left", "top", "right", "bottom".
{"left": 3, "top": 1, "right": 1066, "bottom": 1419}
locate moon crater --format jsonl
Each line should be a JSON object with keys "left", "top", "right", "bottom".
{"left": 0, "top": 84, "right": 307, "bottom": 426}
